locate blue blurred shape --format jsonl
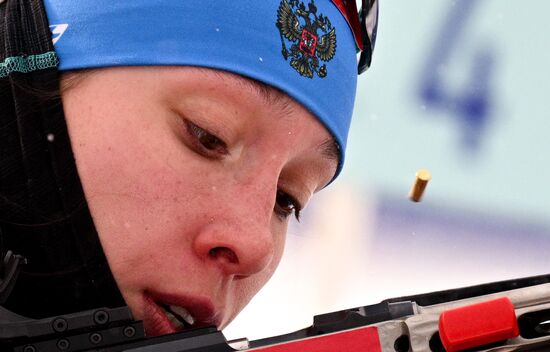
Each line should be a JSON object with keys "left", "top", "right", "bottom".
{"left": 419, "top": 0, "right": 495, "bottom": 153}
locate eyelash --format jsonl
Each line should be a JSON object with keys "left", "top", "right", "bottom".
{"left": 184, "top": 119, "right": 302, "bottom": 221}
{"left": 184, "top": 120, "right": 228, "bottom": 158}
{"left": 275, "top": 189, "right": 302, "bottom": 222}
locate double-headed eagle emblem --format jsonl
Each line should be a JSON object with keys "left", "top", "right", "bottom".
{"left": 276, "top": 0, "right": 337, "bottom": 78}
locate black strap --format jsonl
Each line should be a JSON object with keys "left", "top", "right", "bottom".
{"left": 0, "top": 0, "right": 124, "bottom": 318}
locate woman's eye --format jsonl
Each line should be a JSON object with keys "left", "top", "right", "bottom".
{"left": 274, "top": 189, "right": 302, "bottom": 221}
{"left": 185, "top": 121, "right": 228, "bottom": 157}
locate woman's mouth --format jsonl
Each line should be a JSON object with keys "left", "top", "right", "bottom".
{"left": 161, "top": 304, "right": 195, "bottom": 330}
{"left": 142, "top": 292, "right": 220, "bottom": 336}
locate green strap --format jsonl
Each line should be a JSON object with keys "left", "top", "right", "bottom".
{"left": 0, "top": 51, "right": 59, "bottom": 78}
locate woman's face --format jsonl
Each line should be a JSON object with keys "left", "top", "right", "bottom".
{"left": 61, "top": 67, "right": 338, "bottom": 336}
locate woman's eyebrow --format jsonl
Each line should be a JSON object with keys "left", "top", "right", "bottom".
{"left": 238, "top": 76, "right": 290, "bottom": 107}
{"left": 319, "top": 138, "right": 340, "bottom": 164}
{"left": 204, "top": 68, "right": 300, "bottom": 116}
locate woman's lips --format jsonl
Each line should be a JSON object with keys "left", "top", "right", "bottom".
{"left": 142, "top": 295, "right": 175, "bottom": 336}
{"left": 142, "top": 291, "right": 221, "bottom": 336}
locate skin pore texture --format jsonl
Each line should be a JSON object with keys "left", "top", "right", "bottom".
{"left": 61, "top": 66, "right": 338, "bottom": 336}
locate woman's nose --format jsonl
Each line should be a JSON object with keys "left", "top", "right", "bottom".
{"left": 192, "top": 213, "right": 275, "bottom": 277}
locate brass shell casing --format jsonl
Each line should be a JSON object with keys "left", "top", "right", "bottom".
{"left": 409, "top": 169, "right": 431, "bottom": 202}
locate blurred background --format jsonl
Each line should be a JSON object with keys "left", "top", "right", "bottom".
{"left": 224, "top": 0, "right": 550, "bottom": 341}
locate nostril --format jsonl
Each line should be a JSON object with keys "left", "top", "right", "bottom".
{"left": 209, "top": 247, "right": 239, "bottom": 264}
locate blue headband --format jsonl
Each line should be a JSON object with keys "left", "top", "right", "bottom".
{"left": 44, "top": 0, "right": 358, "bottom": 179}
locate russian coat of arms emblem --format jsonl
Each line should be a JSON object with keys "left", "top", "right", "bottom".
{"left": 276, "top": 0, "right": 337, "bottom": 78}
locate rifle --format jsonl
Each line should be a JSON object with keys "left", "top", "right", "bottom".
{"left": 1, "top": 251, "right": 550, "bottom": 352}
